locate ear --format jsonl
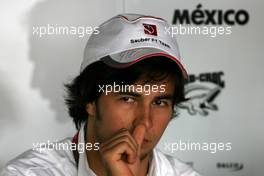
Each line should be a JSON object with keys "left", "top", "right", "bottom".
{"left": 86, "top": 102, "right": 96, "bottom": 117}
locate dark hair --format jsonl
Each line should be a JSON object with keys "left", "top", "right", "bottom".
{"left": 64, "top": 56, "right": 186, "bottom": 129}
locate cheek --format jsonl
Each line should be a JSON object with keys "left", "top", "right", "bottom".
{"left": 153, "top": 118, "right": 170, "bottom": 135}
{"left": 96, "top": 99, "right": 136, "bottom": 139}
{"left": 104, "top": 106, "right": 135, "bottom": 128}
{"left": 151, "top": 109, "right": 172, "bottom": 138}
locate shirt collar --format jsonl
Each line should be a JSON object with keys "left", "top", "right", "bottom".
{"left": 77, "top": 123, "right": 97, "bottom": 176}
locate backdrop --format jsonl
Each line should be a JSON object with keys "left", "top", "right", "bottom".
{"left": 0, "top": 0, "right": 263, "bottom": 175}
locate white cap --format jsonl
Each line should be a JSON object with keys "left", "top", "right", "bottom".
{"left": 81, "top": 13, "right": 188, "bottom": 79}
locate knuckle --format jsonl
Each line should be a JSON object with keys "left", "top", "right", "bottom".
{"left": 120, "top": 141, "right": 129, "bottom": 148}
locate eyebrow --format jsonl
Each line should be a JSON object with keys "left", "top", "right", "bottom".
{"left": 154, "top": 95, "right": 174, "bottom": 101}
{"left": 113, "top": 91, "right": 174, "bottom": 100}
{"left": 113, "top": 91, "right": 141, "bottom": 97}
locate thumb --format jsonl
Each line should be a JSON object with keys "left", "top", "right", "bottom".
{"left": 132, "top": 124, "right": 146, "bottom": 156}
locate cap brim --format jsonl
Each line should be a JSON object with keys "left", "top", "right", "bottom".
{"left": 101, "top": 48, "right": 188, "bottom": 80}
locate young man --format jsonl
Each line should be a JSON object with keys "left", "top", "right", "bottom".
{"left": 1, "top": 14, "right": 201, "bottom": 176}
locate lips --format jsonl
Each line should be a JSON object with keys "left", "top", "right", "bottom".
{"left": 143, "top": 138, "right": 151, "bottom": 143}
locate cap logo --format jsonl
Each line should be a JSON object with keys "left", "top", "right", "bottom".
{"left": 143, "top": 23, "right": 157, "bottom": 36}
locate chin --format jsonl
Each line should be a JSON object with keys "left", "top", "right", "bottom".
{"left": 140, "top": 147, "right": 154, "bottom": 160}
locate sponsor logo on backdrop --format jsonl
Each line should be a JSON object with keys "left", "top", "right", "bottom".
{"left": 178, "top": 71, "right": 225, "bottom": 116}
{"left": 217, "top": 162, "right": 244, "bottom": 172}
{"left": 186, "top": 162, "right": 194, "bottom": 167}
{"left": 172, "top": 4, "right": 250, "bottom": 25}
{"left": 166, "top": 4, "right": 250, "bottom": 37}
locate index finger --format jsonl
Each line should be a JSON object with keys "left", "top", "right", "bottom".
{"left": 132, "top": 124, "right": 146, "bottom": 149}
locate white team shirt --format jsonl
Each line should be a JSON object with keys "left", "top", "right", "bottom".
{"left": 1, "top": 124, "right": 201, "bottom": 176}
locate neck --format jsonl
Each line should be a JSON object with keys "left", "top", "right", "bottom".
{"left": 138, "top": 154, "right": 151, "bottom": 176}
{"left": 86, "top": 121, "right": 105, "bottom": 176}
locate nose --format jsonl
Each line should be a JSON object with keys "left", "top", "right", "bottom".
{"left": 134, "top": 103, "right": 153, "bottom": 129}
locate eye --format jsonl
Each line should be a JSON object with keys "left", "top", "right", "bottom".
{"left": 153, "top": 99, "right": 169, "bottom": 106}
{"left": 120, "top": 96, "right": 135, "bottom": 103}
